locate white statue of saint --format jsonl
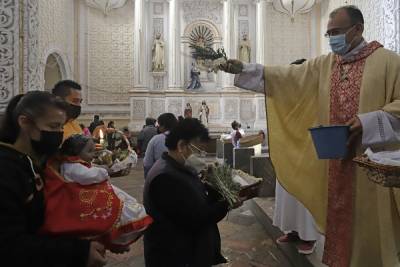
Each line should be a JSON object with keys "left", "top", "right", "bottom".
{"left": 239, "top": 34, "right": 251, "bottom": 63}
{"left": 152, "top": 33, "right": 165, "bottom": 71}
{"left": 199, "top": 100, "right": 210, "bottom": 127}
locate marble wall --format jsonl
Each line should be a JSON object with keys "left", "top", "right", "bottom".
{"left": 86, "top": 3, "right": 134, "bottom": 104}
{"left": 265, "top": 2, "right": 312, "bottom": 65}
{"left": 76, "top": 0, "right": 133, "bottom": 121}
{"left": 38, "top": 0, "right": 75, "bottom": 89}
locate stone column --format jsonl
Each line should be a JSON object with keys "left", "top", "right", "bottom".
{"left": 167, "top": 0, "right": 182, "bottom": 90}
{"left": 133, "top": 0, "right": 146, "bottom": 90}
{"left": 222, "top": 0, "right": 235, "bottom": 89}
{"left": 255, "top": 0, "right": 268, "bottom": 134}
{"left": 255, "top": 0, "right": 267, "bottom": 65}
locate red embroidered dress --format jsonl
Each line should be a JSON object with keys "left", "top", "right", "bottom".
{"left": 323, "top": 41, "right": 383, "bottom": 267}
{"left": 40, "top": 157, "right": 153, "bottom": 249}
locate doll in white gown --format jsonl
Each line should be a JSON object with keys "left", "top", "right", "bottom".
{"left": 41, "top": 134, "right": 152, "bottom": 252}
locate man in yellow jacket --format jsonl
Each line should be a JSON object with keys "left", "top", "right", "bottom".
{"left": 52, "top": 80, "right": 83, "bottom": 140}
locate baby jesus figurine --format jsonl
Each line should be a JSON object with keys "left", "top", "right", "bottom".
{"left": 40, "top": 135, "right": 153, "bottom": 253}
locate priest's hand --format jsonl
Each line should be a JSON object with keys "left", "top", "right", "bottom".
{"left": 346, "top": 116, "right": 363, "bottom": 146}
{"left": 219, "top": 59, "right": 244, "bottom": 74}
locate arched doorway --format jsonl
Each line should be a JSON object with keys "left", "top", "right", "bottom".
{"left": 44, "top": 53, "right": 63, "bottom": 91}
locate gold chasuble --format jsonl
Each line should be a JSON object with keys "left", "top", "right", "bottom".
{"left": 264, "top": 41, "right": 400, "bottom": 267}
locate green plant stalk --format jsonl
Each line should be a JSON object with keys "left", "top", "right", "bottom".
{"left": 207, "top": 164, "right": 240, "bottom": 208}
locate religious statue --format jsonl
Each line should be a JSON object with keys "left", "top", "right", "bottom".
{"left": 239, "top": 34, "right": 251, "bottom": 63}
{"left": 187, "top": 62, "right": 201, "bottom": 89}
{"left": 194, "top": 37, "right": 206, "bottom": 67}
{"left": 152, "top": 33, "right": 165, "bottom": 71}
{"left": 196, "top": 36, "right": 206, "bottom": 48}
{"left": 199, "top": 101, "right": 210, "bottom": 127}
{"left": 184, "top": 103, "right": 193, "bottom": 118}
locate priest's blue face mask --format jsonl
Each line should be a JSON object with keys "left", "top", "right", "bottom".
{"left": 328, "top": 25, "right": 356, "bottom": 56}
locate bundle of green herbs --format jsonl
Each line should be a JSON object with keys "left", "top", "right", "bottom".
{"left": 189, "top": 44, "right": 228, "bottom": 73}
{"left": 205, "top": 163, "right": 241, "bottom": 209}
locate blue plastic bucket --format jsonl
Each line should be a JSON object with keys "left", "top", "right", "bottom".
{"left": 309, "top": 125, "right": 350, "bottom": 159}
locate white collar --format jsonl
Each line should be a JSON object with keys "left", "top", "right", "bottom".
{"left": 342, "top": 39, "right": 368, "bottom": 61}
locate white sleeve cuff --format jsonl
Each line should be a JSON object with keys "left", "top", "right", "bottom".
{"left": 242, "top": 63, "right": 259, "bottom": 73}
{"left": 234, "top": 63, "right": 265, "bottom": 92}
{"left": 358, "top": 110, "right": 400, "bottom": 148}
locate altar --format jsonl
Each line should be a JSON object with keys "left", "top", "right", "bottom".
{"left": 129, "top": 88, "right": 266, "bottom": 132}
{"left": 128, "top": 0, "right": 268, "bottom": 131}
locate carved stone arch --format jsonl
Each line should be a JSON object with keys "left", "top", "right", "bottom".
{"left": 182, "top": 19, "right": 222, "bottom": 44}
{"left": 41, "top": 48, "right": 72, "bottom": 91}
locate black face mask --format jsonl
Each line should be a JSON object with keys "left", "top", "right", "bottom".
{"left": 67, "top": 104, "right": 81, "bottom": 120}
{"left": 31, "top": 130, "right": 64, "bottom": 156}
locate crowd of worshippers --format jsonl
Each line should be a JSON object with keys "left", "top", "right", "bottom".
{"left": 0, "top": 79, "right": 245, "bottom": 267}
{"left": 2, "top": 4, "right": 400, "bottom": 267}
{"left": 79, "top": 115, "right": 133, "bottom": 151}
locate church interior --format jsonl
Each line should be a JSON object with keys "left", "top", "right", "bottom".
{"left": 2, "top": 0, "right": 400, "bottom": 267}
{"left": 4, "top": 0, "right": 397, "bottom": 132}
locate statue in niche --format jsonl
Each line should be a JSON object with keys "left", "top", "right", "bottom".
{"left": 187, "top": 62, "right": 201, "bottom": 90}
{"left": 195, "top": 36, "right": 206, "bottom": 48}
{"left": 239, "top": 33, "right": 251, "bottom": 63}
{"left": 199, "top": 100, "right": 210, "bottom": 127}
{"left": 194, "top": 37, "right": 206, "bottom": 67}
{"left": 152, "top": 33, "right": 165, "bottom": 71}
{"left": 184, "top": 103, "right": 193, "bottom": 118}
{"left": 189, "top": 25, "right": 214, "bottom": 69}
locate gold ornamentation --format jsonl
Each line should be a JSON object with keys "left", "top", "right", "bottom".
{"left": 79, "top": 186, "right": 115, "bottom": 220}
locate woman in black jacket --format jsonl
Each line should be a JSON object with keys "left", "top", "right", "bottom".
{"left": 143, "top": 118, "right": 239, "bottom": 267}
{"left": 0, "top": 91, "right": 106, "bottom": 267}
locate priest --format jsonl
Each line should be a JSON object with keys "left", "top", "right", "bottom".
{"left": 221, "top": 5, "right": 400, "bottom": 267}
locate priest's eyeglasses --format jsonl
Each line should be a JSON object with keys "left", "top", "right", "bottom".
{"left": 324, "top": 24, "right": 355, "bottom": 38}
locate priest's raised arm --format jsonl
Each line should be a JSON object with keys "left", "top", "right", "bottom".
{"left": 220, "top": 44, "right": 400, "bottom": 267}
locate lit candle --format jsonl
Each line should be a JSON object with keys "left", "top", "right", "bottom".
{"left": 99, "top": 129, "right": 104, "bottom": 145}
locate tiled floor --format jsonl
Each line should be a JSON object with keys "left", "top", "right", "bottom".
{"left": 105, "top": 159, "right": 291, "bottom": 267}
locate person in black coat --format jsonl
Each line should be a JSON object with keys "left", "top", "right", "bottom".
{"left": 143, "top": 118, "right": 239, "bottom": 267}
{"left": 0, "top": 91, "right": 106, "bottom": 267}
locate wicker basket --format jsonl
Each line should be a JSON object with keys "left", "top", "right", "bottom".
{"left": 110, "top": 163, "right": 132, "bottom": 178}
{"left": 353, "top": 155, "right": 400, "bottom": 187}
{"left": 238, "top": 181, "right": 263, "bottom": 199}
{"left": 233, "top": 169, "right": 263, "bottom": 199}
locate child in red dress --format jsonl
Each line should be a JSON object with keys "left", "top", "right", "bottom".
{"left": 40, "top": 134, "right": 152, "bottom": 253}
